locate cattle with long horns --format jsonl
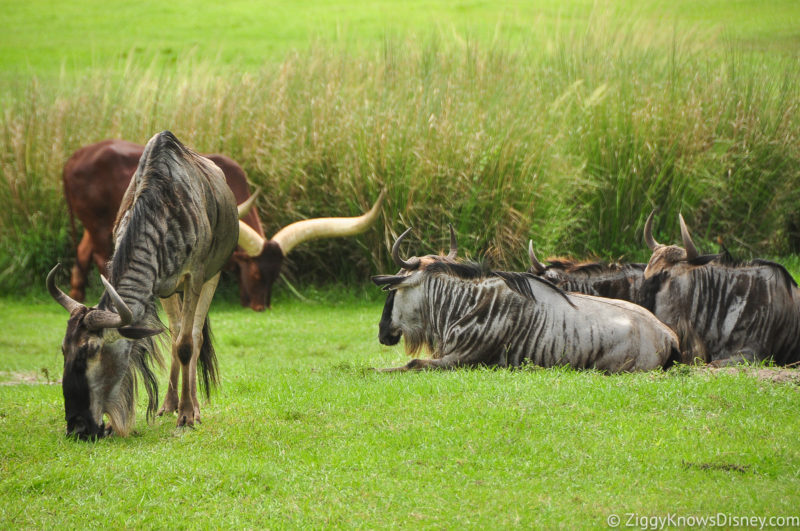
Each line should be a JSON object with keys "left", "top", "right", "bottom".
{"left": 48, "top": 131, "right": 240, "bottom": 438}
{"left": 372, "top": 228, "right": 680, "bottom": 372}
{"left": 527, "top": 241, "right": 646, "bottom": 302}
{"left": 62, "top": 139, "right": 384, "bottom": 311}
{"left": 639, "top": 211, "right": 800, "bottom": 366}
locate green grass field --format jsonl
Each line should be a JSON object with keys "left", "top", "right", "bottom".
{"left": 2, "top": 0, "right": 797, "bottom": 77}
{"left": 2, "top": 1, "right": 800, "bottom": 527}
{"left": 2, "top": 291, "right": 800, "bottom": 528}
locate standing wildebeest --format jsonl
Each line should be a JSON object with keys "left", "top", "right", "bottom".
{"left": 527, "top": 241, "right": 646, "bottom": 301}
{"left": 48, "top": 131, "right": 239, "bottom": 439}
{"left": 372, "top": 228, "right": 679, "bottom": 372}
{"left": 63, "top": 140, "right": 384, "bottom": 311}
{"left": 639, "top": 211, "right": 800, "bottom": 366}
{"left": 63, "top": 139, "right": 263, "bottom": 308}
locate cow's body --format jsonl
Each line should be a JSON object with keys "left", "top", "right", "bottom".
{"left": 63, "top": 139, "right": 264, "bottom": 309}
{"left": 373, "top": 229, "right": 679, "bottom": 372}
{"left": 49, "top": 131, "right": 238, "bottom": 438}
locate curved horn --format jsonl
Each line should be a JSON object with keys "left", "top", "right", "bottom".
{"left": 84, "top": 275, "right": 133, "bottom": 331}
{"left": 391, "top": 227, "right": 421, "bottom": 270}
{"left": 46, "top": 264, "right": 83, "bottom": 314}
{"left": 238, "top": 220, "right": 267, "bottom": 257}
{"left": 271, "top": 190, "right": 386, "bottom": 256}
{"left": 644, "top": 210, "right": 660, "bottom": 250}
{"left": 237, "top": 187, "right": 260, "bottom": 219}
{"left": 445, "top": 224, "right": 458, "bottom": 259}
{"left": 528, "top": 240, "right": 546, "bottom": 274}
{"left": 679, "top": 213, "right": 699, "bottom": 260}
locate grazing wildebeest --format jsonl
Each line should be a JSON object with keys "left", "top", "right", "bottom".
{"left": 527, "top": 241, "right": 646, "bottom": 301}
{"left": 372, "top": 228, "right": 679, "bottom": 372}
{"left": 63, "top": 140, "right": 384, "bottom": 311}
{"left": 63, "top": 139, "right": 265, "bottom": 309}
{"left": 639, "top": 211, "right": 800, "bottom": 366}
{"left": 48, "top": 131, "right": 239, "bottom": 438}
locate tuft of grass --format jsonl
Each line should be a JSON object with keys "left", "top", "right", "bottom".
{"left": 1, "top": 11, "right": 799, "bottom": 291}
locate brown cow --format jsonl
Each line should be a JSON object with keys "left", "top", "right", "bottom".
{"left": 63, "top": 140, "right": 384, "bottom": 311}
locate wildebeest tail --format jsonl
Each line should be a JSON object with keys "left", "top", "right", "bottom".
{"left": 198, "top": 315, "right": 219, "bottom": 399}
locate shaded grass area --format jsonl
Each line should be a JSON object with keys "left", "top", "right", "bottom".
{"left": 1, "top": 293, "right": 799, "bottom": 527}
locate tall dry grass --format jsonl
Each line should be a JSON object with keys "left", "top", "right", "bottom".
{"left": 1, "top": 28, "right": 798, "bottom": 293}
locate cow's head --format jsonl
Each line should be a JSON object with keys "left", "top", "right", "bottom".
{"left": 372, "top": 226, "right": 457, "bottom": 348}
{"left": 643, "top": 211, "right": 700, "bottom": 278}
{"left": 236, "top": 191, "right": 385, "bottom": 311}
{"left": 47, "top": 265, "right": 161, "bottom": 440}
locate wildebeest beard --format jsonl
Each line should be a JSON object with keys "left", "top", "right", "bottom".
{"left": 378, "top": 291, "right": 401, "bottom": 346}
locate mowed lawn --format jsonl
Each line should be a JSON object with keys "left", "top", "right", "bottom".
{"left": 1, "top": 289, "right": 799, "bottom": 528}
{"left": 1, "top": 0, "right": 798, "bottom": 77}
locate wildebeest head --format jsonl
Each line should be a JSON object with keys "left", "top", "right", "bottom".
{"left": 371, "top": 226, "right": 458, "bottom": 348}
{"left": 643, "top": 210, "right": 701, "bottom": 278}
{"left": 47, "top": 265, "right": 161, "bottom": 440}
{"left": 236, "top": 191, "right": 386, "bottom": 311}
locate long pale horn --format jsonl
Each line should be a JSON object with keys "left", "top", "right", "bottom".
{"left": 644, "top": 210, "right": 660, "bottom": 250}
{"left": 238, "top": 220, "right": 267, "bottom": 256}
{"left": 679, "top": 213, "right": 699, "bottom": 260}
{"left": 271, "top": 190, "right": 386, "bottom": 256}
{"left": 446, "top": 224, "right": 458, "bottom": 259}
{"left": 84, "top": 275, "right": 133, "bottom": 331}
{"left": 391, "top": 227, "right": 421, "bottom": 270}
{"left": 237, "top": 187, "right": 260, "bottom": 219}
{"left": 528, "top": 240, "right": 546, "bottom": 274}
{"left": 46, "top": 264, "right": 83, "bottom": 314}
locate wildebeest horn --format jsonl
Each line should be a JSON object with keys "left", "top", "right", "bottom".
{"left": 271, "top": 190, "right": 386, "bottom": 256}
{"left": 237, "top": 187, "right": 260, "bottom": 219}
{"left": 679, "top": 213, "right": 699, "bottom": 261}
{"left": 47, "top": 264, "right": 83, "bottom": 314}
{"left": 644, "top": 210, "right": 660, "bottom": 250}
{"left": 84, "top": 275, "right": 133, "bottom": 331}
{"left": 528, "top": 240, "right": 546, "bottom": 274}
{"left": 392, "top": 227, "right": 421, "bottom": 270}
{"left": 446, "top": 224, "right": 458, "bottom": 259}
{"left": 238, "top": 221, "right": 267, "bottom": 257}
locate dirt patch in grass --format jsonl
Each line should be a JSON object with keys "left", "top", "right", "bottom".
{"left": 0, "top": 370, "right": 59, "bottom": 386}
{"left": 704, "top": 366, "right": 800, "bottom": 384}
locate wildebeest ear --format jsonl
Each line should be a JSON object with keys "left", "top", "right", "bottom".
{"left": 118, "top": 326, "right": 164, "bottom": 339}
{"left": 371, "top": 275, "right": 406, "bottom": 289}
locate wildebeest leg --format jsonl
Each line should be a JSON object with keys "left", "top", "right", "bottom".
{"left": 378, "top": 354, "right": 465, "bottom": 372}
{"left": 175, "top": 273, "right": 220, "bottom": 427}
{"left": 69, "top": 231, "right": 94, "bottom": 301}
{"left": 157, "top": 293, "right": 183, "bottom": 416}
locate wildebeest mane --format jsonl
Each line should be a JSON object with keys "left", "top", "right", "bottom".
{"left": 425, "top": 260, "right": 574, "bottom": 306}
{"left": 546, "top": 258, "right": 645, "bottom": 275}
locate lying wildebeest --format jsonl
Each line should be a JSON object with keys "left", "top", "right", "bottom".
{"left": 48, "top": 131, "right": 240, "bottom": 439}
{"left": 372, "top": 228, "right": 679, "bottom": 372}
{"left": 63, "top": 139, "right": 384, "bottom": 311}
{"left": 639, "top": 211, "right": 800, "bottom": 366}
{"left": 527, "top": 241, "right": 646, "bottom": 301}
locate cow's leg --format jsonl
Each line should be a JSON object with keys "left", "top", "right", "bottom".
{"left": 157, "top": 293, "right": 183, "bottom": 416}
{"left": 175, "top": 273, "right": 220, "bottom": 427}
{"left": 69, "top": 231, "right": 94, "bottom": 301}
